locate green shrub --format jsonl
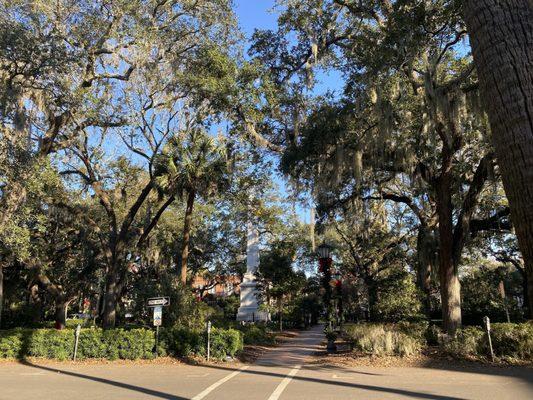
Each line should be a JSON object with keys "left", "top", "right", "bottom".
{"left": 343, "top": 323, "right": 422, "bottom": 357}
{"left": 440, "top": 323, "right": 533, "bottom": 362}
{"left": 98, "top": 329, "right": 155, "bottom": 360}
{"left": 490, "top": 322, "right": 533, "bottom": 361}
{"left": 161, "top": 327, "right": 205, "bottom": 358}
{"left": 396, "top": 321, "right": 428, "bottom": 342}
{"left": 0, "top": 329, "right": 25, "bottom": 358}
{"left": 440, "top": 326, "right": 485, "bottom": 358}
{"left": 161, "top": 326, "right": 243, "bottom": 360}
{"left": 210, "top": 328, "right": 243, "bottom": 359}
{"left": 0, "top": 328, "right": 154, "bottom": 360}
{"left": 27, "top": 329, "right": 74, "bottom": 360}
{"left": 239, "top": 324, "right": 276, "bottom": 345}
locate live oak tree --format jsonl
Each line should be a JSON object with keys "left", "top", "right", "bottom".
{"left": 253, "top": 0, "right": 517, "bottom": 333}
{"left": 2, "top": 1, "right": 233, "bottom": 327}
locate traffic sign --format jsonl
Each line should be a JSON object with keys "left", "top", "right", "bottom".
{"left": 153, "top": 306, "right": 162, "bottom": 327}
{"left": 147, "top": 297, "right": 170, "bottom": 307}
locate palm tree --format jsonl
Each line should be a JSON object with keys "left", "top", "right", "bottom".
{"left": 155, "top": 128, "right": 230, "bottom": 284}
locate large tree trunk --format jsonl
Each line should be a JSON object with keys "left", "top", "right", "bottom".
{"left": 180, "top": 190, "right": 195, "bottom": 285}
{"left": 437, "top": 174, "right": 462, "bottom": 335}
{"left": 102, "top": 271, "right": 119, "bottom": 329}
{"left": 28, "top": 284, "right": 43, "bottom": 325}
{"left": 416, "top": 225, "right": 435, "bottom": 316}
{"left": 278, "top": 299, "right": 283, "bottom": 332}
{"left": 54, "top": 298, "right": 69, "bottom": 330}
{"left": 463, "top": 0, "right": 533, "bottom": 318}
{"left": 366, "top": 278, "right": 378, "bottom": 322}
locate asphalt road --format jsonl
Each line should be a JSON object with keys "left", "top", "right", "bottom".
{"left": 0, "top": 325, "right": 531, "bottom": 400}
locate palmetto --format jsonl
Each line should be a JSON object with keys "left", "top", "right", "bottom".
{"left": 155, "top": 128, "right": 230, "bottom": 284}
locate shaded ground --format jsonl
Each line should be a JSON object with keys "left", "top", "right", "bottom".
{"left": 0, "top": 325, "right": 531, "bottom": 399}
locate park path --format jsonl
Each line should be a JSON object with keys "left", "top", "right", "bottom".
{"left": 192, "top": 324, "right": 325, "bottom": 400}
{"left": 0, "top": 325, "right": 532, "bottom": 399}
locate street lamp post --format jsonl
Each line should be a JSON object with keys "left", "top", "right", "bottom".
{"left": 317, "top": 243, "right": 334, "bottom": 331}
{"left": 332, "top": 271, "right": 343, "bottom": 329}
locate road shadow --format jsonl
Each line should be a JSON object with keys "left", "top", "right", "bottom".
{"left": 418, "top": 358, "right": 533, "bottom": 385}
{"left": 18, "top": 359, "right": 187, "bottom": 400}
{"left": 200, "top": 363, "right": 467, "bottom": 400}
{"left": 11, "top": 328, "right": 187, "bottom": 399}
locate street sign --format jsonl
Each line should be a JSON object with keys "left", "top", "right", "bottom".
{"left": 153, "top": 306, "right": 162, "bottom": 327}
{"left": 483, "top": 316, "right": 491, "bottom": 331}
{"left": 147, "top": 297, "right": 170, "bottom": 307}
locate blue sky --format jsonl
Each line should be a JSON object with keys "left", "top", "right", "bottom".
{"left": 235, "top": 0, "right": 278, "bottom": 35}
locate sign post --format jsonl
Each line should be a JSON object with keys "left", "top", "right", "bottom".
{"left": 153, "top": 306, "right": 162, "bottom": 354}
{"left": 147, "top": 297, "right": 170, "bottom": 355}
{"left": 483, "top": 316, "right": 495, "bottom": 361}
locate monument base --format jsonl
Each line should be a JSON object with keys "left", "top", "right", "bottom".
{"left": 236, "top": 307, "right": 270, "bottom": 322}
{"left": 236, "top": 276, "right": 269, "bottom": 322}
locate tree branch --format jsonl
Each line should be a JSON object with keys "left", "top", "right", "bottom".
{"left": 452, "top": 152, "right": 494, "bottom": 263}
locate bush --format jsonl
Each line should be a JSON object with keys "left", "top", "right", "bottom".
{"left": 27, "top": 329, "right": 74, "bottom": 360}
{"left": 490, "top": 322, "right": 533, "bottom": 361}
{"left": 238, "top": 324, "right": 276, "bottom": 346}
{"left": 0, "top": 328, "right": 155, "bottom": 360}
{"left": 210, "top": 328, "right": 243, "bottom": 359}
{"left": 160, "top": 327, "right": 204, "bottom": 358}
{"left": 343, "top": 323, "right": 422, "bottom": 357}
{"left": 0, "top": 329, "right": 25, "bottom": 358}
{"left": 440, "top": 322, "right": 533, "bottom": 362}
{"left": 440, "top": 326, "right": 485, "bottom": 358}
{"left": 161, "top": 326, "right": 243, "bottom": 360}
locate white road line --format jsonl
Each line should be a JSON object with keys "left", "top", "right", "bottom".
{"left": 267, "top": 365, "right": 301, "bottom": 400}
{"left": 191, "top": 366, "right": 249, "bottom": 400}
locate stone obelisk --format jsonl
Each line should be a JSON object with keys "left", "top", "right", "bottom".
{"left": 237, "top": 221, "right": 269, "bottom": 322}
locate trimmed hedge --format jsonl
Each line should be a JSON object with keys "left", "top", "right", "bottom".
{"left": 0, "top": 328, "right": 155, "bottom": 360}
{"left": 160, "top": 326, "right": 243, "bottom": 360}
{"left": 239, "top": 324, "right": 276, "bottom": 346}
{"left": 159, "top": 327, "right": 204, "bottom": 358}
{"left": 0, "top": 329, "right": 24, "bottom": 359}
{"left": 0, "top": 325, "right": 245, "bottom": 361}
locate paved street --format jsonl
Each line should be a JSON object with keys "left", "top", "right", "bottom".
{"left": 0, "top": 325, "right": 531, "bottom": 400}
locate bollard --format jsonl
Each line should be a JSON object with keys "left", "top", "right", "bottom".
{"left": 483, "top": 316, "right": 495, "bottom": 362}
{"left": 206, "top": 321, "right": 211, "bottom": 362}
{"left": 73, "top": 324, "right": 81, "bottom": 361}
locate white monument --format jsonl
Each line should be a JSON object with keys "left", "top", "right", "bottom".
{"left": 237, "top": 222, "right": 269, "bottom": 322}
